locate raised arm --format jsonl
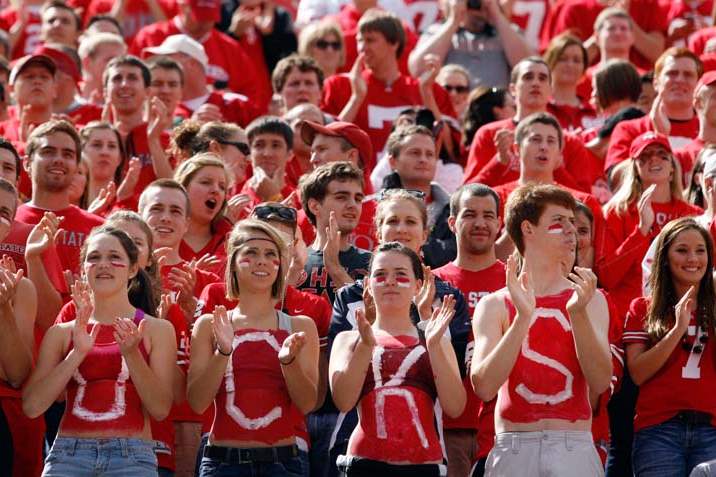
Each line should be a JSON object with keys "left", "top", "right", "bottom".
{"left": 0, "top": 271, "right": 36, "bottom": 388}
{"left": 408, "top": 0, "right": 462, "bottom": 77}
{"left": 279, "top": 316, "right": 320, "bottom": 414}
{"left": 24, "top": 213, "right": 63, "bottom": 330}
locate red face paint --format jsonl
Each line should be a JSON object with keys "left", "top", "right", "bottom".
{"left": 547, "top": 223, "right": 564, "bottom": 235}
{"left": 272, "top": 259, "right": 281, "bottom": 269}
{"left": 110, "top": 260, "right": 127, "bottom": 268}
{"left": 395, "top": 276, "right": 411, "bottom": 288}
{"left": 238, "top": 258, "right": 252, "bottom": 268}
{"left": 373, "top": 276, "right": 387, "bottom": 287}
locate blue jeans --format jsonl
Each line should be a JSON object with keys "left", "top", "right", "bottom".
{"left": 198, "top": 449, "right": 308, "bottom": 477}
{"left": 308, "top": 412, "right": 340, "bottom": 477}
{"left": 42, "top": 437, "right": 158, "bottom": 476}
{"left": 633, "top": 417, "right": 716, "bottom": 476}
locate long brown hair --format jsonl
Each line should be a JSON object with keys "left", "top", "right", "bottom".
{"left": 646, "top": 218, "right": 716, "bottom": 342}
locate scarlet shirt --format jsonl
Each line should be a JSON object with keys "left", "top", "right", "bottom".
{"left": 689, "top": 25, "right": 716, "bottom": 56}
{"left": 15, "top": 204, "right": 104, "bottom": 276}
{"left": 349, "top": 333, "right": 441, "bottom": 464}
{"left": 604, "top": 115, "right": 700, "bottom": 174}
{"left": 548, "top": 98, "right": 598, "bottom": 132}
{"left": 178, "top": 218, "right": 232, "bottom": 277}
{"left": 83, "top": 0, "right": 178, "bottom": 43}
{"left": 597, "top": 200, "right": 702, "bottom": 316}
{"left": 174, "top": 90, "right": 261, "bottom": 128}
{"left": 131, "top": 17, "right": 270, "bottom": 108}
{"left": 499, "top": 289, "right": 592, "bottom": 424}
{"left": 624, "top": 297, "right": 716, "bottom": 431}
{"left": 321, "top": 70, "right": 457, "bottom": 173}
{"left": 0, "top": 7, "right": 42, "bottom": 59}
{"left": 196, "top": 282, "right": 332, "bottom": 348}
{"left": 159, "top": 262, "right": 219, "bottom": 300}
{"left": 433, "top": 260, "right": 505, "bottom": 433}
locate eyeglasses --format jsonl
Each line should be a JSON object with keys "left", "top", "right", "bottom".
{"left": 252, "top": 204, "right": 298, "bottom": 224}
{"left": 217, "top": 139, "right": 250, "bottom": 156}
{"left": 315, "top": 40, "right": 341, "bottom": 51}
{"left": 443, "top": 84, "right": 469, "bottom": 94}
{"left": 378, "top": 188, "right": 426, "bottom": 201}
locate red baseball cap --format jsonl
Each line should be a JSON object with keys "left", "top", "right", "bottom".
{"left": 629, "top": 131, "right": 671, "bottom": 159}
{"left": 187, "top": 0, "right": 220, "bottom": 23}
{"left": 300, "top": 120, "right": 373, "bottom": 168}
{"left": 697, "top": 70, "right": 716, "bottom": 94}
{"left": 34, "top": 45, "right": 82, "bottom": 85}
{"left": 9, "top": 54, "right": 56, "bottom": 85}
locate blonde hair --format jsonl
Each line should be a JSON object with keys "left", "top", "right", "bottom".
{"left": 173, "top": 152, "right": 229, "bottom": 227}
{"left": 298, "top": 19, "right": 346, "bottom": 69}
{"left": 604, "top": 156, "right": 684, "bottom": 216}
{"left": 225, "top": 219, "right": 288, "bottom": 301}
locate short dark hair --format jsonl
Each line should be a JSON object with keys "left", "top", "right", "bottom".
{"left": 148, "top": 56, "right": 185, "bottom": 86}
{"left": 449, "top": 183, "right": 500, "bottom": 217}
{"left": 138, "top": 178, "right": 190, "bottom": 216}
{"left": 103, "top": 55, "right": 151, "bottom": 88}
{"left": 26, "top": 119, "right": 81, "bottom": 163}
{"left": 358, "top": 8, "right": 406, "bottom": 58}
{"left": 271, "top": 54, "right": 324, "bottom": 93}
{"left": 0, "top": 138, "right": 21, "bottom": 180}
{"left": 505, "top": 183, "right": 577, "bottom": 254}
{"left": 510, "top": 56, "right": 551, "bottom": 85}
{"left": 246, "top": 116, "right": 293, "bottom": 148}
{"left": 0, "top": 177, "right": 18, "bottom": 216}
{"left": 515, "top": 112, "right": 563, "bottom": 149}
{"left": 369, "top": 241, "right": 424, "bottom": 281}
{"left": 386, "top": 125, "right": 434, "bottom": 158}
{"left": 42, "top": 1, "right": 81, "bottom": 31}
{"left": 594, "top": 59, "right": 641, "bottom": 110}
{"left": 299, "top": 161, "right": 363, "bottom": 226}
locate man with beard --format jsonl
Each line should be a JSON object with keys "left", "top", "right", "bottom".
{"left": 433, "top": 182, "right": 506, "bottom": 477}
{"left": 15, "top": 120, "right": 104, "bottom": 276}
{"left": 297, "top": 161, "right": 370, "bottom": 304}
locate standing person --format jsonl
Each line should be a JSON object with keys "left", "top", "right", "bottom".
{"left": 188, "top": 219, "right": 319, "bottom": 476}
{"left": 330, "top": 241, "right": 466, "bottom": 476}
{"left": 22, "top": 225, "right": 177, "bottom": 476}
{"left": 471, "top": 183, "right": 612, "bottom": 476}
{"left": 624, "top": 218, "right": 716, "bottom": 476}
{"left": 433, "top": 183, "right": 506, "bottom": 477}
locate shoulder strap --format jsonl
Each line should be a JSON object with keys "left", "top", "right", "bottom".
{"left": 133, "top": 308, "right": 145, "bottom": 325}
{"left": 277, "top": 310, "right": 293, "bottom": 333}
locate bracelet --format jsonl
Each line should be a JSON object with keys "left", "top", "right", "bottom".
{"left": 216, "top": 344, "right": 232, "bottom": 357}
{"left": 279, "top": 355, "right": 296, "bottom": 366}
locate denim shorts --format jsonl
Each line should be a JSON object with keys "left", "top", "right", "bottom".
{"left": 42, "top": 436, "right": 158, "bottom": 477}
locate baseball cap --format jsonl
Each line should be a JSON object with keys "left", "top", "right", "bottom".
{"left": 186, "top": 0, "right": 220, "bottom": 23}
{"left": 629, "top": 131, "right": 671, "bottom": 159}
{"left": 696, "top": 70, "right": 716, "bottom": 95}
{"left": 144, "top": 34, "right": 209, "bottom": 72}
{"left": 300, "top": 120, "right": 373, "bottom": 168}
{"left": 34, "top": 45, "right": 82, "bottom": 85}
{"left": 9, "top": 54, "right": 56, "bottom": 85}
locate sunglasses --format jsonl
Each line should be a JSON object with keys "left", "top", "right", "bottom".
{"left": 378, "top": 188, "right": 426, "bottom": 201}
{"left": 315, "top": 40, "right": 341, "bottom": 51}
{"left": 443, "top": 84, "right": 469, "bottom": 94}
{"left": 252, "top": 204, "right": 297, "bottom": 223}
{"left": 217, "top": 139, "right": 250, "bottom": 156}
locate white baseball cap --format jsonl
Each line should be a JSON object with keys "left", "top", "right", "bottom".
{"left": 144, "top": 34, "right": 208, "bottom": 72}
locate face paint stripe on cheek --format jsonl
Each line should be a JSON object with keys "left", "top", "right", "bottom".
{"left": 547, "top": 224, "right": 564, "bottom": 234}
{"left": 373, "top": 276, "right": 387, "bottom": 287}
{"left": 239, "top": 258, "right": 251, "bottom": 268}
{"left": 272, "top": 259, "right": 280, "bottom": 270}
{"left": 395, "top": 276, "right": 411, "bottom": 288}
{"left": 110, "top": 259, "right": 126, "bottom": 268}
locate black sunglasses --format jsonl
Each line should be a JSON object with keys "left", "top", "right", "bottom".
{"left": 315, "top": 40, "right": 341, "bottom": 51}
{"left": 217, "top": 139, "right": 250, "bottom": 156}
{"left": 252, "top": 204, "right": 297, "bottom": 223}
{"left": 443, "top": 84, "right": 469, "bottom": 94}
{"left": 378, "top": 188, "right": 426, "bottom": 201}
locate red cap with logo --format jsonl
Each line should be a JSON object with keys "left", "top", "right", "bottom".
{"left": 300, "top": 120, "right": 373, "bottom": 168}
{"left": 629, "top": 131, "right": 671, "bottom": 159}
{"left": 187, "top": 0, "right": 221, "bottom": 23}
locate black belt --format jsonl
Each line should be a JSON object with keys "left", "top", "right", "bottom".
{"left": 203, "top": 444, "right": 299, "bottom": 464}
{"left": 674, "top": 411, "right": 712, "bottom": 425}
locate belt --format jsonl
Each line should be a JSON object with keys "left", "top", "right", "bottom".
{"left": 203, "top": 444, "right": 299, "bottom": 463}
{"left": 675, "top": 410, "right": 712, "bottom": 425}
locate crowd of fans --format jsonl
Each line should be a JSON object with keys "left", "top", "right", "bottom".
{"left": 2, "top": 0, "right": 716, "bottom": 476}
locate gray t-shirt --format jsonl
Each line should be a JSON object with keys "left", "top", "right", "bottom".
{"left": 420, "top": 24, "right": 511, "bottom": 88}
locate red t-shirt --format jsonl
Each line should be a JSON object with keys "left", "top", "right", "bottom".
{"left": 624, "top": 296, "right": 716, "bottom": 431}
{"left": 174, "top": 90, "right": 262, "bottom": 128}
{"left": 597, "top": 200, "right": 702, "bottom": 316}
{"left": 689, "top": 25, "right": 716, "bottom": 56}
{"left": 433, "top": 261, "right": 505, "bottom": 434}
{"left": 83, "top": 0, "right": 178, "bottom": 43}
{"left": 159, "top": 262, "right": 219, "bottom": 299}
{"left": 15, "top": 204, "right": 104, "bottom": 276}
{"left": 0, "top": 7, "right": 43, "bottom": 59}
{"left": 321, "top": 70, "right": 456, "bottom": 173}
{"left": 196, "top": 282, "right": 331, "bottom": 347}
{"left": 604, "top": 114, "right": 700, "bottom": 174}
{"left": 548, "top": 98, "right": 598, "bottom": 132}
{"left": 65, "top": 102, "right": 103, "bottom": 128}
{"left": 240, "top": 182, "right": 297, "bottom": 210}
{"left": 178, "top": 218, "right": 232, "bottom": 277}
{"left": 131, "top": 17, "right": 270, "bottom": 109}
{"left": 117, "top": 122, "right": 170, "bottom": 211}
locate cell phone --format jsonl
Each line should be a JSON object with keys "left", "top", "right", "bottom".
{"left": 467, "top": 0, "right": 482, "bottom": 10}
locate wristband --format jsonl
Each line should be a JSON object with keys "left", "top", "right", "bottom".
{"left": 279, "top": 355, "right": 296, "bottom": 366}
{"left": 216, "top": 344, "right": 232, "bottom": 357}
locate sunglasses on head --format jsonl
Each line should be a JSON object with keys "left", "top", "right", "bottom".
{"left": 443, "top": 84, "right": 469, "bottom": 94}
{"left": 252, "top": 204, "right": 298, "bottom": 223}
{"left": 217, "top": 139, "right": 250, "bottom": 156}
{"left": 315, "top": 39, "right": 341, "bottom": 51}
{"left": 378, "top": 188, "right": 426, "bottom": 201}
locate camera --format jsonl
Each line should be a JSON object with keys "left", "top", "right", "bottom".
{"left": 467, "top": 0, "right": 482, "bottom": 10}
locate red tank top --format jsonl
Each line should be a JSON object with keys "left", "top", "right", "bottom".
{"left": 210, "top": 311, "right": 306, "bottom": 445}
{"left": 499, "top": 290, "right": 591, "bottom": 423}
{"left": 348, "top": 333, "right": 442, "bottom": 464}
{"left": 61, "top": 310, "right": 148, "bottom": 435}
